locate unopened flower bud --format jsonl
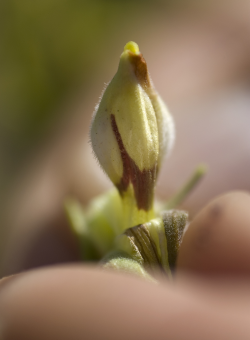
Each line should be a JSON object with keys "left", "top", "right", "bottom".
{"left": 91, "top": 41, "right": 174, "bottom": 229}
{"left": 102, "top": 251, "right": 155, "bottom": 282}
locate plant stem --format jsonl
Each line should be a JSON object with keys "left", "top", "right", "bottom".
{"left": 164, "top": 164, "right": 207, "bottom": 210}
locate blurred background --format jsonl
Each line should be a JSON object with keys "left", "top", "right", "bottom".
{"left": 1, "top": 0, "right": 250, "bottom": 277}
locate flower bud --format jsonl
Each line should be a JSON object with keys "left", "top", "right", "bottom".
{"left": 91, "top": 41, "right": 174, "bottom": 229}
{"left": 102, "top": 251, "right": 155, "bottom": 282}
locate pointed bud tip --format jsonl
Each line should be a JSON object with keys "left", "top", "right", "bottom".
{"left": 124, "top": 41, "right": 140, "bottom": 54}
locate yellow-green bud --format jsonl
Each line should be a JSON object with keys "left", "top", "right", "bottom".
{"left": 102, "top": 252, "right": 155, "bottom": 282}
{"left": 91, "top": 41, "right": 174, "bottom": 228}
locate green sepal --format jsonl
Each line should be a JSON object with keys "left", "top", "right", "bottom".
{"left": 162, "top": 209, "right": 188, "bottom": 270}
{"left": 146, "top": 218, "right": 171, "bottom": 275}
{"left": 124, "top": 224, "right": 162, "bottom": 272}
{"left": 65, "top": 189, "right": 125, "bottom": 259}
{"left": 115, "top": 233, "right": 144, "bottom": 265}
{"left": 64, "top": 198, "right": 100, "bottom": 261}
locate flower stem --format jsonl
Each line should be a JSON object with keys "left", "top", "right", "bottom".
{"left": 164, "top": 164, "right": 207, "bottom": 210}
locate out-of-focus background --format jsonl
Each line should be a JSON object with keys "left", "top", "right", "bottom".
{"left": 1, "top": 0, "right": 250, "bottom": 277}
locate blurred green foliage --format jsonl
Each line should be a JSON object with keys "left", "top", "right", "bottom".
{"left": 0, "top": 0, "right": 162, "bottom": 174}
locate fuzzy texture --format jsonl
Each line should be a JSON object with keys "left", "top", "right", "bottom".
{"left": 90, "top": 42, "right": 175, "bottom": 218}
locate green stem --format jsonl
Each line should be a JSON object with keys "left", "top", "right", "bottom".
{"left": 164, "top": 164, "right": 207, "bottom": 210}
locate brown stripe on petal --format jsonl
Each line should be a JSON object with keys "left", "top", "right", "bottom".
{"left": 125, "top": 224, "right": 162, "bottom": 269}
{"left": 111, "top": 114, "right": 157, "bottom": 211}
{"left": 129, "top": 53, "right": 151, "bottom": 90}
